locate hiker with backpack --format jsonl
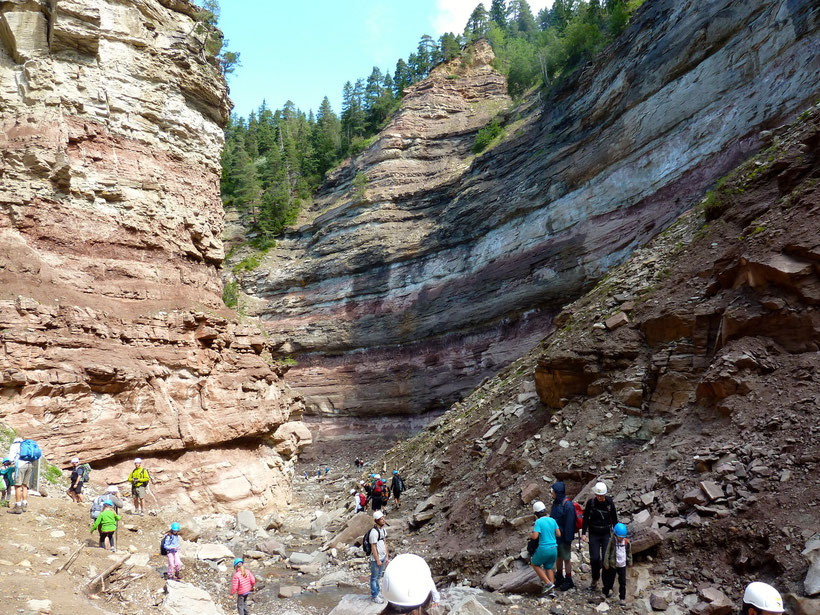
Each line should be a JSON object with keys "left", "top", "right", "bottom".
{"left": 0, "top": 459, "right": 14, "bottom": 502}
{"left": 582, "top": 482, "right": 619, "bottom": 592}
{"left": 91, "top": 485, "right": 126, "bottom": 520}
{"left": 67, "top": 457, "right": 85, "bottom": 504}
{"left": 162, "top": 522, "right": 183, "bottom": 580}
{"left": 366, "top": 510, "right": 389, "bottom": 604}
{"left": 371, "top": 474, "right": 386, "bottom": 511}
{"left": 390, "top": 470, "right": 405, "bottom": 509}
{"left": 550, "top": 481, "right": 580, "bottom": 591}
{"left": 529, "top": 500, "right": 562, "bottom": 597}
{"left": 90, "top": 500, "right": 120, "bottom": 551}
{"left": 602, "top": 523, "right": 632, "bottom": 602}
{"left": 127, "top": 458, "right": 150, "bottom": 515}
{"left": 7, "top": 437, "right": 41, "bottom": 514}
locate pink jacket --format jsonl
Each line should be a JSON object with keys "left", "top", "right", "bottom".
{"left": 231, "top": 570, "right": 256, "bottom": 595}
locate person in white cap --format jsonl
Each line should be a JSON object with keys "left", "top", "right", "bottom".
{"left": 67, "top": 457, "right": 84, "bottom": 504}
{"left": 741, "top": 582, "right": 784, "bottom": 615}
{"left": 368, "top": 510, "right": 389, "bottom": 603}
{"left": 352, "top": 488, "right": 364, "bottom": 513}
{"left": 581, "top": 481, "right": 618, "bottom": 591}
{"left": 126, "top": 458, "right": 150, "bottom": 515}
{"left": 380, "top": 553, "right": 439, "bottom": 614}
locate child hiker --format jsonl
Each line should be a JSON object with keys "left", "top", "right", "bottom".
{"left": 90, "top": 500, "right": 120, "bottom": 551}
{"left": 163, "top": 522, "right": 182, "bottom": 580}
{"left": 602, "top": 522, "right": 632, "bottom": 602}
{"left": 230, "top": 557, "right": 256, "bottom": 615}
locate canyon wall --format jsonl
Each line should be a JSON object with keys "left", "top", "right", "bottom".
{"left": 0, "top": 0, "right": 308, "bottom": 512}
{"left": 239, "top": 0, "right": 819, "bottom": 418}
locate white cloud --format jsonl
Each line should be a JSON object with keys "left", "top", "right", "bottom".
{"left": 431, "top": 0, "right": 554, "bottom": 36}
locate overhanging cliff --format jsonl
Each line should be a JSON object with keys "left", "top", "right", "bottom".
{"left": 0, "top": 0, "right": 308, "bottom": 512}
{"left": 238, "top": 0, "right": 819, "bottom": 418}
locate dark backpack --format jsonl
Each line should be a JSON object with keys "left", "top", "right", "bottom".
{"left": 361, "top": 525, "right": 380, "bottom": 557}
{"left": 19, "top": 440, "right": 42, "bottom": 461}
{"left": 527, "top": 536, "right": 540, "bottom": 556}
{"left": 79, "top": 463, "right": 91, "bottom": 482}
{"left": 160, "top": 533, "right": 170, "bottom": 556}
{"left": 394, "top": 476, "right": 405, "bottom": 492}
{"left": 90, "top": 496, "right": 105, "bottom": 520}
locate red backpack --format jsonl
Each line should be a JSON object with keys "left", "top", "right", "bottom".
{"left": 373, "top": 480, "right": 383, "bottom": 495}
{"left": 358, "top": 493, "right": 367, "bottom": 507}
{"left": 566, "top": 498, "right": 584, "bottom": 531}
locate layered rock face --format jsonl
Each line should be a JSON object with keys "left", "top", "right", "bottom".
{"left": 243, "top": 0, "right": 820, "bottom": 418}
{"left": 0, "top": 1, "right": 306, "bottom": 512}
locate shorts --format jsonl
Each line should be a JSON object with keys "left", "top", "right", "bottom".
{"left": 14, "top": 461, "right": 33, "bottom": 487}
{"left": 532, "top": 546, "right": 558, "bottom": 569}
{"left": 557, "top": 542, "right": 571, "bottom": 561}
{"left": 69, "top": 482, "right": 83, "bottom": 494}
{"left": 133, "top": 485, "right": 146, "bottom": 499}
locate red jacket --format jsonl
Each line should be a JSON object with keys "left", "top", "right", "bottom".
{"left": 231, "top": 570, "right": 256, "bottom": 595}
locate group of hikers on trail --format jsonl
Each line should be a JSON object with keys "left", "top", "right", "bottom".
{"left": 529, "top": 480, "right": 629, "bottom": 599}
{"left": 352, "top": 470, "right": 405, "bottom": 514}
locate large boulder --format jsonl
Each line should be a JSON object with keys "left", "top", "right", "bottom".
{"left": 163, "top": 580, "right": 225, "bottom": 615}
{"left": 328, "top": 595, "right": 386, "bottom": 615}
{"left": 179, "top": 518, "right": 201, "bottom": 542}
{"left": 803, "top": 539, "right": 820, "bottom": 596}
{"left": 451, "top": 598, "right": 493, "bottom": 615}
{"left": 196, "top": 543, "right": 234, "bottom": 561}
{"left": 236, "top": 510, "right": 257, "bottom": 532}
{"left": 325, "top": 512, "right": 375, "bottom": 549}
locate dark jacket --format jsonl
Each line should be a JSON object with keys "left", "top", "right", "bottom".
{"left": 391, "top": 474, "right": 404, "bottom": 496}
{"left": 582, "top": 496, "right": 618, "bottom": 536}
{"left": 603, "top": 535, "right": 632, "bottom": 569}
{"left": 549, "top": 481, "right": 576, "bottom": 545}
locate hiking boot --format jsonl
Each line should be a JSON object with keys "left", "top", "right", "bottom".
{"left": 589, "top": 580, "right": 599, "bottom": 591}
{"left": 174, "top": 573, "right": 181, "bottom": 580}
{"left": 7, "top": 508, "right": 22, "bottom": 514}
{"left": 21, "top": 503, "right": 27, "bottom": 512}
{"left": 554, "top": 572, "right": 565, "bottom": 586}
{"left": 541, "top": 583, "right": 555, "bottom": 594}
{"left": 559, "top": 577, "right": 575, "bottom": 591}
{"left": 372, "top": 596, "right": 385, "bottom": 604}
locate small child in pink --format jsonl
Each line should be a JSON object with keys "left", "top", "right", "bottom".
{"left": 162, "top": 523, "right": 182, "bottom": 580}
{"left": 230, "top": 558, "right": 256, "bottom": 615}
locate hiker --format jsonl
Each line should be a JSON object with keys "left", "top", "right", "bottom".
{"left": 325, "top": 465, "right": 330, "bottom": 475}
{"left": 67, "top": 457, "right": 84, "bottom": 504}
{"left": 0, "top": 459, "right": 14, "bottom": 502}
{"left": 304, "top": 471, "right": 309, "bottom": 480}
{"left": 7, "top": 437, "right": 41, "bottom": 514}
{"left": 90, "top": 500, "right": 121, "bottom": 551}
{"left": 352, "top": 488, "right": 364, "bottom": 513}
{"left": 530, "top": 500, "right": 561, "bottom": 597}
{"left": 380, "top": 553, "right": 440, "bottom": 614}
{"left": 371, "top": 474, "right": 385, "bottom": 511}
{"left": 354, "top": 456, "right": 361, "bottom": 469}
{"left": 390, "top": 470, "right": 405, "bottom": 509}
{"left": 602, "top": 523, "right": 632, "bottom": 601}
{"left": 368, "top": 510, "right": 389, "bottom": 604}
{"left": 162, "top": 522, "right": 182, "bottom": 580}
{"left": 550, "top": 481, "right": 578, "bottom": 590}
{"left": 127, "top": 458, "right": 150, "bottom": 515}
{"left": 317, "top": 468, "right": 322, "bottom": 479}
{"left": 582, "top": 482, "right": 618, "bottom": 591}
{"left": 91, "top": 485, "right": 126, "bottom": 519}
{"left": 740, "top": 582, "right": 784, "bottom": 615}
{"left": 230, "top": 557, "right": 256, "bottom": 615}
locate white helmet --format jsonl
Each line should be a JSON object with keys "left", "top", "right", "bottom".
{"left": 743, "top": 582, "right": 784, "bottom": 613}
{"left": 374, "top": 474, "right": 381, "bottom": 479}
{"left": 70, "top": 457, "right": 80, "bottom": 464}
{"left": 382, "top": 553, "right": 434, "bottom": 608}
{"left": 350, "top": 489, "right": 356, "bottom": 495}
{"left": 593, "top": 482, "right": 608, "bottom": 496}
{"left": 373, "top": 510, "right": 384, "bottom": 520}
{"left": 533, "top": 500, "right": 546, "bottom": 513}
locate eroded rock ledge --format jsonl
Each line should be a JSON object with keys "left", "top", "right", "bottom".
{"left": 0, "top": 1, "right": 306, "bottom": 512}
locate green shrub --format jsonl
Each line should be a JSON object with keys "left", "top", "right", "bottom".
{"left": 473, "top": 120, "right": 505, "bottom": 153}
{"left": 44, "top": 464, "right": 63, "bottom": 485}
{"left": 222, "top": 280, "right": 239, "bottom": 308}
{"left": 353, "top": 171, "right": 369, "bottom": 201}
{"left": 232, "top": 254, "right": 262, "bottom": 274}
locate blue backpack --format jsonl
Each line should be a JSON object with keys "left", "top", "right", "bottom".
{"left": 19, "top": 440, "right": 42, "bottom": 462}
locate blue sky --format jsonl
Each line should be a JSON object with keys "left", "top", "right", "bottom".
{"left": 219, "top": 0, "right": 552, "bottom": 119}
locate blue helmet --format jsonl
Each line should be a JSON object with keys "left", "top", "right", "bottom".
{"left": 2, "top": 458, "right": 10, "bottom": 464}
{"left": 170, "top": 522, "right": 180, "bottom": 532}
{"left": 233, "top": 558, "right": 244, "bottom": 567}
{"left": 104, "top": 499, "right": 113, "bottom": 507}
{"left": 393, "top": 470, "right": 398, "bottom": 474}
{"left": 614, "top": 523, "right": 628, "bottom": 537}
{"left": 370, "top": 473, "right": 375, "bottom": 478}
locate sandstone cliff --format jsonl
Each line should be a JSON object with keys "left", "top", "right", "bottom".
{"left": 0, "top": 0, "right": 308, "bottom": 512}
{"left": 236, "top": 0, "right": 819, "bottom": 419}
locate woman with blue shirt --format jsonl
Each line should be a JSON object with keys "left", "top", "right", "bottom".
{"left": 530, "top": 500, "right": 562, "bottom": 596}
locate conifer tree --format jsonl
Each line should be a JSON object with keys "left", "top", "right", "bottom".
{"left": 490, "top": 0, "right": 507, "bottom": 29}
{"left": 465, "top": 3, "right": 490, "bottom": 38}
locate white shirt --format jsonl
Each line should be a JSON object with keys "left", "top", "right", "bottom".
{"left": 368, "top": 526, "right": 387, "bottom": 561}
{"left": 615, "top": 539, "right": 627, "bottom": 568}
{"left": 7, "top": 441, "right": 21, "bottom": 464}
{"left": 353, "top": 495, "right": 362, "bottom": 511}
